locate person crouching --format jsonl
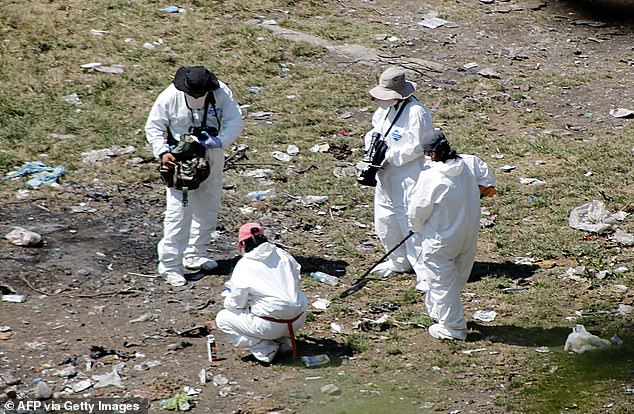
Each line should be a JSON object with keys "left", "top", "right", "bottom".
{"left": 215, "top": 223, "right": 307, "bottom": 363}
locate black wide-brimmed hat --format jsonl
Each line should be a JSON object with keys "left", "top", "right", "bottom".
{"left": 173, "top": 66, "right": 219, "bottom": 94}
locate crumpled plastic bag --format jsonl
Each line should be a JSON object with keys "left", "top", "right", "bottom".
{"left": 564, "top": 324, "right": 611, "bottom": 353}
{"left": 5, "top": 227, "right": 42, "bottom": 246}
{"left": 160, "top": 392, "right": 191, "bottom": 411}
{"left": 568, "top": 200, "right": 618, "bottom": 233}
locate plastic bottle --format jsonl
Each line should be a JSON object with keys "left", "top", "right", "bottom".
{"left": 310, "top": 271, "right": 338, "bottom": 286}
{"left": 244, "top": 189, "right": 276, "bottom": 201}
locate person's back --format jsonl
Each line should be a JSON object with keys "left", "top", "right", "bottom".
{"left": 216, "top": 223, "right": 307, "bottom": 363}
{"left": 410, "top": 157, "right": 479, "bottom": 255}
{"left": 230, "top": 242, "right": 307, "bottom": 320}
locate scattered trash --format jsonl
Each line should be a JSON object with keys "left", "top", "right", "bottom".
{"left": 610, "top": 229, "right": 634, "bottom": 246}
{"left": 80, "top": 62, "right": 124, "bottom": 74}
{"left": 368, "top": 302, "right": 399, "bottom": 313}
{"left": 5, "top": 227, "right": 42, "bottom": 247}
{"left": 330, "top": 322, "right": 342, "bottom": 334}
{"left": 247, "top": 86, "right": 261, "bottom": 94}
{"left": 461, "top": 62, "right": 478, "bottom": 71}
{"left": 243, "top": 169, "right": 272, "bottom": 178}
{"left": 569, "top": 200, "right": 619, "bottom": 233}
{"left": 535, "top": 346, "right": 550, "bottom": 353}
{"left": 3, "top": 161, "right": 65, "bottom": 188}
{"left": 564, "top": 325, "right": 611, "bottom": 353}
{"left": 161, "top": 391, "right": 192, "bottom": 411}
{"left": 478, "top": 67, "right": 501, "bottom": 79}
{"left": 207, "top": 334, "right": 218, "bottom": 362}
{"left": 212, "top": 374, "right": 229, "bottom": 387}
{"left": 358, "top": 314, "right": 392, "bottom": 332}
{"left": 0, "top": 326, "right": 12, "bottom": 340}
{"left": 480, "top": 213, "right": 498, "bottom": 228}
{"left": 499, "top": 165, "right": 516, "bottom": 172}
{"left": 92, "top": 367, "right": 122, "bottom": 388}
{"left": 81, "top": 146, "right": 136, "bottom": 163}
{"left": 461, "top": 348, "right": 487, "bottom": 355}
{"left": 514, "top": 257, "right": 535, "bottom": 265}
{"left": 310, "top": 143, "right": 330, "bottom": 153}
{"left": 129, "top": 313, "right": 157, "bottom": 324}
{"left": 62, "top": 93, "right": 81, "bottom": 104}
{"left": 90, "top": 345, "right": 130, "bottom": 360}
{"left": 312, "top": 298, "right": 331, "bottom": 310}
{"left": 167, "top": 341, "right": 193, "bottom": 353}
{"left": 518, "top": 177, "right": 545, "bottom": 186}
{"left": 2, "top": 295, "right": 26, "bottom": 303}
{"left": 287, "top": 144, "right": 300, "bottom": 156}
{"left": 272, "top": 151, "right": 291, "bottom": 162}
{"left": 571, "top": 19, "right": 606, "bottom": 28}
{"left": 321, "top": 383, "right": 341, "bottom": 395}
{"left": 248, "top": 111, "right": 274, "bottom": 120}
{"left": 301, "top": 354, "right": 330, "bottom": 368}
{"left": 199, "top": 368, "right": 206, "bottom": 385}
{"left": 310, "top": 271, "right": 338, "bottom": 286}
{"left": 299, "top": 195, "right": 329, "bottom": 205}
{"left": 418, "top": 16, "right": 450, "bottom": 29}
{"left": 244, "top": 189, "right": 276, "bottom": 201}
{"left": 333, "top": 166, "right": 357, "bottom": 178}
{"left": 473, "top": 310, "right": 497, "bottom": 322}
{"left": 616, "top": 304, "right": 633, "bottom": 316}
{"left": 160, "top": 5, "right": 186, "bottom": 13}
{"left": 500, "top": 287, "right": 528, "bottom": 294}
{"left": 71, "top": 379, "right": 93, "bottom": 393}
{"left": 70, "top": 204, "right": 97, "bottom": 214}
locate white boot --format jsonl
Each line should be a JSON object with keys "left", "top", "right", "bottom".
{"left": 249, "top": 340, "right": 280, "bottom": 363}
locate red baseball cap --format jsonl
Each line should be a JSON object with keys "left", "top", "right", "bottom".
{"left": 237, "top": 222, "right": 264, "bottom": 247}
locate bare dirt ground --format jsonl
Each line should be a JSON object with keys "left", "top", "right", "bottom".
{"left": 1, "top": 1, "right": 633, "bottom": 413}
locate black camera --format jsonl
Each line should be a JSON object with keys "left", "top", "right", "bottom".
{"left": 191, "top": 126, "right": 218, "bottom": 140}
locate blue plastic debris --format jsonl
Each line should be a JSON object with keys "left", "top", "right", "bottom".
{"left": 3, "top": 162, "right": 64, "bottom": 188}
{"left": 4, "top": 161, "right": 51, "bottom": 179}
{"left": 25, "top": 166, "right": 65, "bottom": 188}
{"left": 247, "top": 87, "right": 261, "bottom": 94}
{"left": 160, "top": 5, "right": 183, "bottom": 13}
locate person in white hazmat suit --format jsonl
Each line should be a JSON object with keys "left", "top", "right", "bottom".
{"left": 145, "top": 66, "right": 243, "bottom": 287}
{"left": 407, "top": 129, "right": 484, "bottom": 340}
{"left": 216, "top": 223, "right": 307, "bottom": 363}
{"left": 363, "top": 67, "right": 435, "bottom": 280}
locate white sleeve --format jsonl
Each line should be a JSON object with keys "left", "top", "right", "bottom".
{"left": 407, "top": 170, "right": 450, "bottom": 232}
{"left": 385, "top": 102, "right": 433, "bottom": 167}
{"left": 223, "top": 286, "right": 249, "bottom": 310}
{"left": 216, "top": 83, "right": 244, "bottom": 148}
{"left": 461, "top": 154, "right": 496, "bottom": 187}
{"left": 145, "top": 89, "right": 172, "bottom": 158}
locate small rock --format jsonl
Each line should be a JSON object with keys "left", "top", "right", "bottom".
{"left": 34, "top": 381, "right": 53, "bottom": 400}
{"left": 320, "top": 383, "right": 341, "bottom": 395}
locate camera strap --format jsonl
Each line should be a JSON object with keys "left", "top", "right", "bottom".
{"left": 381, "top": 96, "right": 409, "bottom": 139}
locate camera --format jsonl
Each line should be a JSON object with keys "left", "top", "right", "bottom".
{"left": 363, "top": 132, "right": 382, "bottom": 162}
{"left": 192, "top": 126, "right": 218, "bottom": 140}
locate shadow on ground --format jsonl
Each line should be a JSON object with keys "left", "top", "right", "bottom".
{"left": 470, "top": 260, "right": 539, "bottom": 282}
{"left": 468, "top": 322, "right": 571, "bottom": 347}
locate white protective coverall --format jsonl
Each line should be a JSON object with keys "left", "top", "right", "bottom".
{"left": 145, "top": 82, "right": 243, "bottom": 280}
{"left": 216, "top": 242, "right": 308, "bottom": 363}
{"left": 407, "top": 157, "right": 481, "bottom": 340}
{"left": 460, "top": 153, "right": 496, "bottom": 189}
{"left": 365, "top": 97, "right": 434, "bottom": 275}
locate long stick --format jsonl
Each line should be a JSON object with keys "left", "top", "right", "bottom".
{"left": 339, "top": 230, "right": 415, "bottom": 298}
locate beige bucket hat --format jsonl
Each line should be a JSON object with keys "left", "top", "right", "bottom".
{"left": 368, "top": 67, "right": 417, "bottom": 100}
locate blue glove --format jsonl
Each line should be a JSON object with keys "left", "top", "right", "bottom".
{"left": 200, "top": 131, "right": 222, "bottom": 149}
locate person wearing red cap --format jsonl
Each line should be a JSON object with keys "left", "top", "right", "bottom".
{"left": 145, "top": 66, "right": 244, "bottom": 287}
{"left": 215, "top": 223, "right": 307, "bottom": 363}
